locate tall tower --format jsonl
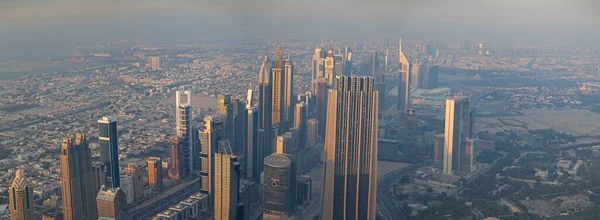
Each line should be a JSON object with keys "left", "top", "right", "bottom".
{"left": 168, "top": 137, "right": 185, "bottom": 180}
{"left": 214, "top": 141, "right": 240, "bottom": 220}
{"left": 96, "top": 186, "right": 130, "bottom": 220}
{"left": 217, "top": 94, "right": 241, "bottom": 154}
{"left": 404, "top": 109, "right": 418, "bottom": 158}
{"left": 283, "top": 58, "right": 294, "bottom": 132}
{"left": 98, "top": 116, "right": 119, "bottom": 188}
{"left": 147, "top": 157, "right": 163, "bottom": 190}
{"left": 258, "top": 56, "right": 274, "bottom": 174}
{"left": 324, "top": 46, "right": 335, "bottom": 85}
{"left": 443, "top": 97, "right": 471, "bottom": 175}
{"left": 314, "top": 78, "right": 329, "bottom": 136}
{"left": 294, "top": 101, "right": 307, "bottom": 150}
{"left": 244, "top": 89, "right": 260, "bottom": 181}
{"left": 9, "top": 167, "right": 35, "bottom": 220}
{"left": 176, "top": 90, "right": 194, "bottom": 173}
{"left": 124, "top": 164, "right": 144, "bottom": 202}
{"left": 433, "top": 134, "right": 445, "bottom": 170}
{"left": 306, "top": 118, "right": 319, "bottom": 146}
{"left": 311, "top": 47, "right": 326, "bottom": 92}
{"left": 411, "top": 61, "right": 421, "bottom": 89}
{"left": 262, "top": 153, "right": 297, "bottom": 219}
{"left": 398, "top": 38, "right": 411, "bottom": 112}
{"left": 320, "top": 76, "right": 379, "bottom": 220}
{"left": 60, "top": 134, "right": 98, "bottom": 220}
{"left": 271, "top": 47, "right": 285, "bottom": 134}
{"left": 199, "top": 114, "right": 225, "bottom": 200}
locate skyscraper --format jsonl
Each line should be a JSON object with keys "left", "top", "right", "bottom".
{"left": 124, "top": 163, "right": 144, "bottom": 201}
{"left": 398, "top": 38, "right": 411, "bottom": 112}
{"left": 314, "top": 78, "right": 329, "bottom": 136}
{"left": 149, "top": 56, "right": 160, "bottom": 71}
{"left": 176, "top": 90, "right": 194, "bottom": 173}
{"left": 91, "top": 162, "right": 107, "bottom": 197}
{"left": 404, "top": 109, "right": 418, "bottom": 158}
{"left": 244, "top": 90, "right": 260, "bottom": 181}
{"left": 433, "top": 134, "right": 445, "bottom": 170}
{"left": 214, "top": 141, "right": 240, "bottom": 220}
{"left": 199, "top": 114, "right": 225, "bottom": 199}
{"left": 276, "top": 133, "right": 294, "bottom": 154}
{"left": 443, "top": 97, "right": 472, "bottom": 175}
{"left": 271, "top": 47, "right": 286, "bottom": 134}
{"left": 99, "top": 116, "right": 119, "bottom": 188}
{"left": 324, "top": 46, "right": 335, "bottom": 85}
{"left": 258, "top": 56, "right": 274, "bottom": 176}
{"left": 147, "top": 157, "right": 163, "bottom": 190}
{"left": 168, "top": 137, "right": 185, "bottom": 180}
{"left": 411, "top": 61, "right": 421, "bottom": 89}
{"left": 294, "top": 101, "right": 307, "bottom": 150}
{"left": 96, "top": 186, "right": 130, "bottom": 220}
{"left": 9, "top": 167, "right": 35, "bottom": 220}
{"left": 217, "top": 94, "right": 238, "bottom": 153}
{"left": 60, "top": 134, "right": 98, "bottom": 220}
{"left": 311, "top": 47, "right": 326, "bottom": 91}
{"left": 306, "top": 118, "right": 319, "bottom": 146}
{"left": 263, "top": 153, "right": 297, "bottom": 219}
{"left": 320, "top": 76, "right": 379, "bottom": 220}
{"left": 283, "top": 58, "right": 294, "bottom": 132}
{"left": 462, "top": 139, "right": 477, "bottom": 173}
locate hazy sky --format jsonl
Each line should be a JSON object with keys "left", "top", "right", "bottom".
{"left": 0, "top": 0, "right": 598, "bottom": 50}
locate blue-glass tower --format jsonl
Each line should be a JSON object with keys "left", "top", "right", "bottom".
{"left": 99, "top": 117, "right": 120, "bottom": 188}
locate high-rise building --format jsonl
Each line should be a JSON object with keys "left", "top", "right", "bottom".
{"left": 398, "top": 39, "right": 411, "bottom": 112}
{"left": 314, "top": 78, "right": 328, "bottom": 136}
{"left": 120, "top": 174, "right": 134, "bottom": 204}
{"left": 297, "top": 175, "right": 312, "bottom": 206}
{"left": 124, "top": 164, "right": 144, "bottom": 201}
{"left": 411, "top": 61, "right": 421, "bottom": 89}
{"left": 176, "top": 90, "right": 194, "bottom": 174}
{"left": 9, "top": 167, "right": 35, "bottom": 220}
{"left": 60, "top": 134, "right": 98, "bottom": 220}
{"left": 283, "top": 58, "right": 294, "bottom": 132}
{"left": 320, "top": 76, "right": 379, "bottom": 220}
{"left": 294, "top": 102, "right": 307, "bottom": 150}
{"left": 334, "top": 55, "right": 344, "bottom": 78}
{"left": 271, "top": 47, "right": 285, "bottom": 134}
{"left": 168, "top": 137, "right": 185, "bottom": 180}
{"left": 147, "top": 157, "right": 163, "bottom": 190}
{"left": 96, "top": 186, "right": 130, "bottom": 220}
{"left": 433, "top": 134, "right": 445, "bottom": 170}
{"left": 276, "top": 133, "right": 294, "bottom": 154}
{"left": 149, "top": 56, "right": 160, "bottom": 71}
{"left": 91, "top": 162, "right": 107, "bottom": 197}
{"left": 214, "top": 141, "right": 240, "bottom": 220}
{"left": 306, "top": 118, "right": 319, "bottom": 146}
{"left": 99, "top": 116, "right": 120, "bottom": 188}
{"left": 217, "top": 94, "right": 238, "bottom": 153}
{"left": 324, "top": 47, "right": 335, "bottom": 85}
{"left": 258, "top": 56, "right": 274, "bottom": 165}
{"left": 311, "top": 47, "right": 326, "bottom": 92}
{"left": 443, "top": 97, "right": 472, "bottom": 175}
{"left": 426, "top": 65, "right": 439, "bottom": 89}
{"left": 404, "top": 109, "right": 418, "bottom": 158}
{"left": 462, "top": 139, "right": 477, "bottom": 173}
{"left": 263, "top": 153, "right": 297, "bottom": 219}
{"left": 199, "top": 114, "right": 225, "bottom": 200}
{"left": 244, "top": 90, "right": 261, "bottom": 181}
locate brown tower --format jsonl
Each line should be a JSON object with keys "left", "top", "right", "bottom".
{"left": 60, "top": 134, "right": 98, "bottom": 220}
{"left": 124, "top": 164, "right": 145, "bottom": 201}
{"left": 147, "top": 157, "right": 163, "bottom": 190}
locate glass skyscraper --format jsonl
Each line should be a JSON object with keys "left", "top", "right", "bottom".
{"left": 99, "top": 117, "right": 119, "bottom": 188}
